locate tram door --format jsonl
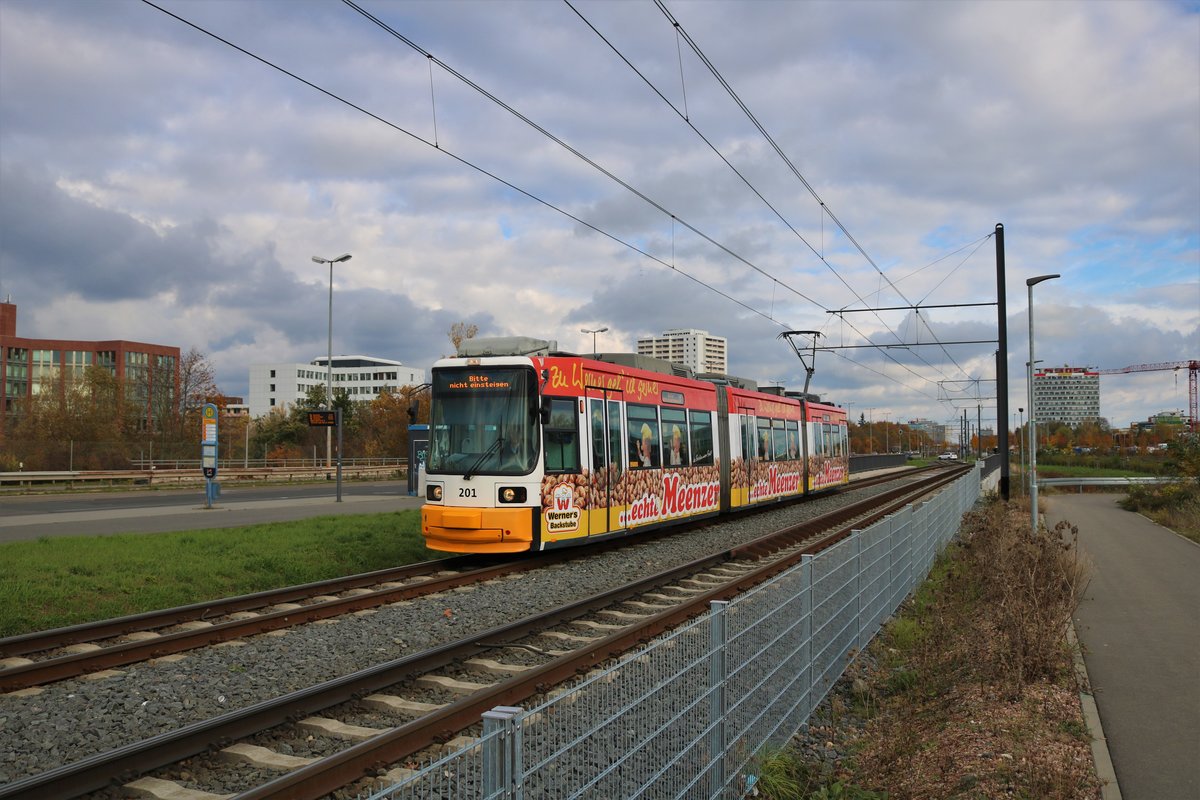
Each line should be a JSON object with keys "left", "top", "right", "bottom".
{"left": 587, "top": 391, "right": 625, "bottom": 535}
{"left": 739, "top": 407, "right": 756, "bottom": 504}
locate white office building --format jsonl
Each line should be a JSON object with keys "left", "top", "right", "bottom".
{"left": 636, "top": 329, "right": 728, "bottom": 375}
{"left": 1032, "top": 366, "right": 1101, "bottom": 427}
{"left": 248, "top": 356, "right": 425, "bottom": 418}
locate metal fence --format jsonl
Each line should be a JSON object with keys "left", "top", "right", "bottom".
{"left": 369, "top": 464, "right": 983, "bottom": 800}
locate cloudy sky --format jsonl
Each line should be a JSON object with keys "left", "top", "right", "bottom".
{"left": 2, "top": 0, "right": 1197, "bottom": 434}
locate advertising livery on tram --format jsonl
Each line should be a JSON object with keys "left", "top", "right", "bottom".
{"left": 420, "top": 337, "right": 848, "bottom": 554}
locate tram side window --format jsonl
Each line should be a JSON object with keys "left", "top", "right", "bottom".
{"left": 690, "top": 410, "right": 714, "bottom": 466}
{"left": 757, "top": 418, "right": 772, "bottom": 460}
{"left": 823, "top": 423, "right": 834, "bottom": 457}
{"left": 772, "top": 419, "right": 788, "bottom": 460}
{"left": 627, "top": 404, "right": 660, "bottom": 469}
{"left": 545, "top": 398, "right": 579, "bottom": 473}
{"left": 812, "top": 421, "right": 824, "bottom": 459}
{"left": 786, "top": 420, "right": 800, "bottom": 460}
{"left": 589, "top": 399, "right": 606, "bottom": 472}
{"left": 741, "top": 416, "right": 755, "bottom": 462}
{"left": 662, "top": 408, "right": 688, "bottom": 466}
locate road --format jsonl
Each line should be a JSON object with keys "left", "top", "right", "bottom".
{"left": 0, "top": 481, "right": 425, "bottom": 542}
{"left": 1044, "top": 493, "right": 1200, "bottom": 800}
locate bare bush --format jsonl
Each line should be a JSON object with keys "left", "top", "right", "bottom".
{"left": 959, "top": 501, "right": 1092, "bottom": 694}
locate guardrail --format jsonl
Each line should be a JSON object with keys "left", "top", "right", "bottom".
{"left": 0, "top": 464, "right": 406, "bottom": 489}
{"left": 1038, "top": 476, "right": 1183, "bottom": 492}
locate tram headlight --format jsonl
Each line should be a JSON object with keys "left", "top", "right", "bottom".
{"left": 427, "top": 484, "right": 443, "bottom": 501}
{"left": 499, "top": 487, "right": 527, "bottom": 503}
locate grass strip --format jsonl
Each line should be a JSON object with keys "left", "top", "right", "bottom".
{"left": 0, "top": 511, "right": 432, "bottom": 638}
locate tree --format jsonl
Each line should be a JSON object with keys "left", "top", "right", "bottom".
{"left": 251, "top": 407, "right": 308, "bottom": 461}
{"left": 178, "top": 347, "right": 219, "bottom": 413}
{"left": 358, "top": 389, "right": 412, "bottom": 458}
{"left": 448, "top": 322, "right": 478, "bottom": 353}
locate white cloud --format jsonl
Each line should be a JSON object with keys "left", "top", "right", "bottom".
{"left": 0, "top": 0, "right": 1196, "bottom": 432}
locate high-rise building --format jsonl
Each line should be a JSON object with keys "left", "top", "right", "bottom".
{"left": 248, "top": 355, "right": 425, "bottom": 418}
{"left": 1032, "top": 366, "right": 1101, "bottom": 427}
{"left": 907, "top": 418, "right": 952, "bottom": 447}
{"left": 636, "top": 329, "right": 728, "bottom": 374}
{"left": 1, "top": 301, "right": 180, "bottom": 427}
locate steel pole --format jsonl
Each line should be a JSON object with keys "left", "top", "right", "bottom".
{"left": 1029, "top": 284, "right": 1038, "bottom": 532}
{"left": 327, "top": 260, "right": 333, "bottom": 471}
{"left": 995, "top": 223, "right": 1010, "bottom": 499}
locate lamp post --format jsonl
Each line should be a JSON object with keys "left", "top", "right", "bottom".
{"left": 1026, "top": 273, "right": 1059, "bottom": 532}
{"left": 580, "top": 326, "right": 608, "bottom": 359}
{"left": 312, "top": 253, "right": 352, "bottom": 486}
{"left": 1017, "top": 407, "right": 1024, "bottom": 496}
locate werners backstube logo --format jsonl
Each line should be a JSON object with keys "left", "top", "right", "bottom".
{"left": 546, "top": 482, "right": 581, "bottom": 533}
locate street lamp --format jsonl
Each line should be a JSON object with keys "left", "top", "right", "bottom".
{"left": 1026, "top": 273, "right": 1059, "bottom": 532}
{"left": 312, "top": 253, "right": 352, "bottom": 488}
{"left": 1017, "top": 407, "right": 1024, "bottom": 496}
{"left": 580, "top": 326, "right": 608, "bottom": 359}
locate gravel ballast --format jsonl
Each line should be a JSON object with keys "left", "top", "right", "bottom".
{"left": 0, "top": 478, "right": 914, "bottom": 785}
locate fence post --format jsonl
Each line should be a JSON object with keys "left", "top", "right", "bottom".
{"left": 801, "top": 555, "right": 814, "bottom": 723}
{"left": 854, "top": 530, "right": 864, "bottom": 652}
{"left": 708, "top": 600, "right": 728, "bottom": 798}
{"left": 482, "top": 705, "right": 523, "bottom": 800}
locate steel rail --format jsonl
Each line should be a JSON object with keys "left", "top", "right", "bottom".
{"left": 0, "top": 557, "right": 537, "bottom": 692}
{"left": 242, "top": 467, "right": 968, "bottom": 799}
{"left": 0, "top": 467, "right": 961, "bottom": 800}
{"left": 0, "top": 555, "right": 488, "bottom": 658}
{"left": 0, "top": 467, "right": 923, "bottom": 691}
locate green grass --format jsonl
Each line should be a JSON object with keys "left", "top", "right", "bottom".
{"left": 0, "top": 510, "right": 433, "bottom": 638}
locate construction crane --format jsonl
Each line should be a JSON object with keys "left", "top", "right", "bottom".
{"left": 1097, "top": 360, "right": 1199, "bottom": 432}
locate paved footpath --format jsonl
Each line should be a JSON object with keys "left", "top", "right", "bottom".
{"left": 1043, "top": 494, "right": 1200, "bottom": 800}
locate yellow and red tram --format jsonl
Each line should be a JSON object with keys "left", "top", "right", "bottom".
{"left": 420, "top": 340, "right": 849, "bottom": 554}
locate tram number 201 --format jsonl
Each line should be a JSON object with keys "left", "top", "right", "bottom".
{"left": 459, "top": 488, "right": 477, "bottom": 498}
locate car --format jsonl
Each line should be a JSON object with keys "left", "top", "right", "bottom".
{"left": 938, "top": 452, "right": 958, "bottom": 461}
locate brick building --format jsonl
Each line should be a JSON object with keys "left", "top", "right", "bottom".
{"left": 1, "top": 301, "right": 180, "bottom": 429}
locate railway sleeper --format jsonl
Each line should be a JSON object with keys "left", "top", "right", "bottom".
{"left": 539, "top": 630, "right": 601, "bottom": 644}
{"left": 363, "top": 693, "right": 447, "bottom": 716}
{"left": 597, "top": 609, "right": 654, "bottom": 622}
{"left": 219, "top": 742, "right": 317, "bottom": 770}
{"left": 297, "top": 715, "right": 388, "bottom": 742}
{"left": 125, "top": 775, "right": 234, "bottom": 800}
{"left": 415, "top": 674, "right": 492, "bottom": 696}
{"left": 462, "top": 657, "right": 537, "bottom": 677}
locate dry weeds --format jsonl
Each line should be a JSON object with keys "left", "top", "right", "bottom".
{"left": 794, "top": 498, "right": 1103, "bottom": 800}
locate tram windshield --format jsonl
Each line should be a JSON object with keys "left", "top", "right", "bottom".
{"left": 427, "top": 366, "right": 539, "bottom": 476}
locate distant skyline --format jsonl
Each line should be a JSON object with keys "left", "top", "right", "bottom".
{"left": 1, "top": 0, "right": 1196, "bottom": 431}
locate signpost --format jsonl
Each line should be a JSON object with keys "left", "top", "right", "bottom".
{"left": 307, "top": 410, "right": 336, "bottom": 427}
{"left": 201, "top": 403, "right": 219, "bottom": 508}
{"left": 307, "top": 407, "right": 343, "bottom": 501}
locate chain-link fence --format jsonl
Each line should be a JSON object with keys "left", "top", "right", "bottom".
{"left": 369, "top": 464, "right": 982, "bottom": 799}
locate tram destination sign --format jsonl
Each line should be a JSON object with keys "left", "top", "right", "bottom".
{"left": 307, "top": 410, "right": 337, "bottom": 427}
{"left": 435, "top": 368, "right": 522, "bottom": 395}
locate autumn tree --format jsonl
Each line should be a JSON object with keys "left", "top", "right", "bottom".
{"left": 448, "top": 322, "right": 478, "bottom": 354}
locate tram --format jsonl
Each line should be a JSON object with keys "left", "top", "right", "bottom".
{"left": 420, "top": 337, "right": 849, "bottom": 554}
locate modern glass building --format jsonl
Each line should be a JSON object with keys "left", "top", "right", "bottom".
{"left": 1032, "top": 366, "right": 1101, "bottom": 426}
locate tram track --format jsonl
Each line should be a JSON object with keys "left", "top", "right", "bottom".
{"left": 0, "top": 468, "right": 925, "bottom": 694}
{"left": 0, "top": 465, "right": 966, "bottom": 800}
